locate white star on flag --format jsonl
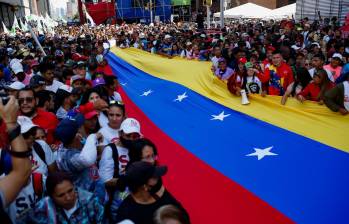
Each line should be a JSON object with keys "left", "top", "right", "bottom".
{"left": 120, "top": 82, "right": 127, "bottom": 86}
{"left": 211, "top": 111, "right": 230, "bottom": 121}
{"left": 246, "top": 146, "right": 277, "bottom": 160}
{"left": 174, "top": 92, "right": 188, "bottom": 102}
{"left": 140, "top": 90, "right": 153, "bottom": 96}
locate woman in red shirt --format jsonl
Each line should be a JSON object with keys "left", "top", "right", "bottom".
{"left": 297, "top": 69, "right": 334, "bottom": 103}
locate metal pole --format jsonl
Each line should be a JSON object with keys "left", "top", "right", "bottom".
{"left": 220, "top": 0, "right": 224, "bottom": 28}
{"left": 150, "top": 0, "right": 153, "bottom": 24}
{"left": 28, "top": 24, "right": 46, "bottom": 56}
{"left": 206, "top": 5, "right": 210, "bottom": 29}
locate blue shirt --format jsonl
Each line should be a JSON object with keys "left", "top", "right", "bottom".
{"left": 23, "top": 188, "right": 104, "bottom": 224}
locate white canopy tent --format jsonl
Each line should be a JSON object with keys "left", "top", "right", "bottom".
{"left": 214, "top": 3, "right": 272, "bottom": 19}
{"left": 268, "top": 3, "right": 296, "bottom": 19}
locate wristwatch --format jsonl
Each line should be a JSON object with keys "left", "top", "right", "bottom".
{"left": 9, "top": 149, "right": 32, "bottom": 158}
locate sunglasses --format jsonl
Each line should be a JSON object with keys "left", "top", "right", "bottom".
{"left": 109, "top": 100, "right": 124, "bottom": 106}
{"left": 18, "top": 97, "right": 34, "bottom": 104}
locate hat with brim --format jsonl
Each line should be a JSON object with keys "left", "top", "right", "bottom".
{"left": 331, "top": 53, "right": 343, "bottom": 61}
{"left": 55, "top": 113, "right": 85, "bottom": 144}
{"left": 119, "top": 118, "right": 142, "bottom": 135}
{"left": 17, "top": 116, "right": 38, "bottom": 134}
{"left": 30, "top": 75, "right": 46, "bottom": 88}
{"left": 125, "top": 161, "right": 168, "bottom": 187}
{"left": 84, "top": 110, "right": 98, "bottom": 120}
{"left": 7, "top": 81, "right": 25, "bottom": 90}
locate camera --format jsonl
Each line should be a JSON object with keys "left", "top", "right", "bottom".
{"left": 0, "top": 92, "right": 9, "bottom": 105}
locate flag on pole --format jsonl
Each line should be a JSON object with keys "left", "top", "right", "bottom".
{"left": 37, "top": 17, "right": 44, "bottom": 35}
{"left": 2, "top": 22, "right": 9, "bottom": 34}
{"left": 82, "top": 4, "right": 96, "bottom": 27}
{"left": 19, "top": 18, "right": 28, "bottom": 32}
{"left": 11, "top": 14, "right": 21, "bottom": 33}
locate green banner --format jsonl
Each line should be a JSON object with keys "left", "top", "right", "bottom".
{"left": 171, "top": 0, "right": 190, "bottom": 6}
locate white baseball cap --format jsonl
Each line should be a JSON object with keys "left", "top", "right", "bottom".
{"left": 10, "top": 61, "right": 24, "bottom": 75}
{"left": 164, "top": 34, "right": 172, "bottom": 39}
{"left": 120, "top": 118, "right": 142, "bottom": 135}
{"left": 7, "top": 81, "right": 25, "bottom": 90}
{"left": 139, "top": 33, "right": 145, "bottom": 39}
{"left": 58, "top": 84, "right": 73, "bottom": 93}
{"left": 17, "top": 116, "right": 38, "bottom": 134}
{"left": 332, "top": 53, "right": 343, "bottom": 61}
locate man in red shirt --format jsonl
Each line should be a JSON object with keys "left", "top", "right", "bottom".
{"left": 18, "top": 87, "right": 58, "bottom": 144}
{"left": 258, "top": 51, "right": 294, "bottom": 96}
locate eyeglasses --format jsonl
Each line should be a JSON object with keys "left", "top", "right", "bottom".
{"left": 18, "top": 97, "right": 34, "bottom": 104}
{"left": 109, "top": 100, "right": 124, "bottom": 106}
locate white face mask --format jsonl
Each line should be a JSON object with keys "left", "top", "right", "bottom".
{"left": 345, "top": 47, "right": 349, "bottom": 54}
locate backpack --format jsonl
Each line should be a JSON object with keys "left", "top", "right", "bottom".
{"left": 32, "top": 141, "right": 46, "bottom": 165}
{"left": 107, "top": 143, "right": 119, "bottom": 178}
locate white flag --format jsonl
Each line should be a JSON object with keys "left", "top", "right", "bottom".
{"left": 37, "top": 18, "right": 44, "bottom": 35}
{"left": 2, "top": 22, "right": 9, "bottom": 34}
{"left": 11, "top": 14, "right": 21, "bottom": 33}
{"left": 82, "top": 4, "right": 96, "bottom": 27}
{"left": 19, "top": 18, "right": 28, "bottom": 32}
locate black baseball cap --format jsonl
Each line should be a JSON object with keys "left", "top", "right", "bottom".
{"left": 125, "top": 161, "right": 168, "bottom": 187}
{"left": 29, "top": 75, "right": 46, "bottom": 88}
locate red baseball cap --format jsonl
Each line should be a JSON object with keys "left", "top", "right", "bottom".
{"left": 267, "top": 46, "right": 276, "bottom": 52}
{"left": 84, "top": 110, "right": 98, "bottom": 120}
{"left": 238, "top": 57, "right": 247, "bottom": 64}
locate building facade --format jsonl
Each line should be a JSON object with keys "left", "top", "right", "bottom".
{"left": 0, "top": 0, "right": 51, "bottom": 28}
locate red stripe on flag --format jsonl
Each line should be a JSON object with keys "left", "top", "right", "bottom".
{"left": 120, "top": 88, "right": 294, "bottom": 224}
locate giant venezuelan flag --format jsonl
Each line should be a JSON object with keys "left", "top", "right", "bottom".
{"left": 106, "top": 48, "right": 349, "bottom": 224}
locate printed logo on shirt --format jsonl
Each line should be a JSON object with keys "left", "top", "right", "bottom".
{"left": 89, "top": 164, "right": 100, "bottom": 180}
{"left": 247, "top": 82, "right": 260, "bottom": 94}
{"left": 111, "top": 137, "right": 119, "bottom": 143}
{"left": 119, "top": 155, "right": 128, "bottom": 170}
{"left": 344, "top": 95, "right": 349, "bottom": 102}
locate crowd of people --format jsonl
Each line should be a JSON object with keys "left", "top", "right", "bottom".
{"left": 110, "top": 18, "right": 349, "bottom": 112}
{"left": 0, "top": 13, "right": 349, "bottom": 224}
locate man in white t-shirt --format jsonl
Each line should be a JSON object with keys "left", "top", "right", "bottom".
{"left": 7, "top": 116, "right": 56, "bottom": 222}
{"left": 39, "top": 62, "right": 63, "bottom": 93}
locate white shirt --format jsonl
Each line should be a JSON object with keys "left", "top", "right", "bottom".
{"left": 99, "top": 145, "right": 129, "bottom": 183}
{"left": 211, "top": 56, "right": 221, "bottom": 69}
{"left": 245, "top": 76, "right": 262, "bottom": 94}
{"left": 343, "top": 81, "right": 349, "bottom": 111}
{"left": 308, "top": 68, "right": 334, "bottom": 82}
{"left": 32, "top": 140, "right": 56, "bottom": 176}
{"left": 98, "top": 112, "right": 109, "bottom": 128}
{"left": 46, "top": 79, "right": 64, "bottom": 93}
{"left": 56, "top": 106, "right": 68, "bottom": 120}
{"left": 7, "top": 176, "right": 36, "bottom": 223}
{"left": 64, "top": 200, "right": 78, "bottom": 219}
{"left": 99, "top": 125, "right": 119, "bottom": 146}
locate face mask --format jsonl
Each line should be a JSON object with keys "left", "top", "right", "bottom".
{"left": 119, "top": 136, "right": 135, "bottom": 149}
{"left": 148, "top": 178, "right": 163, "bottom": 195}
{"left": 80, "top": 137, "right": 86, "bottom": 145}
